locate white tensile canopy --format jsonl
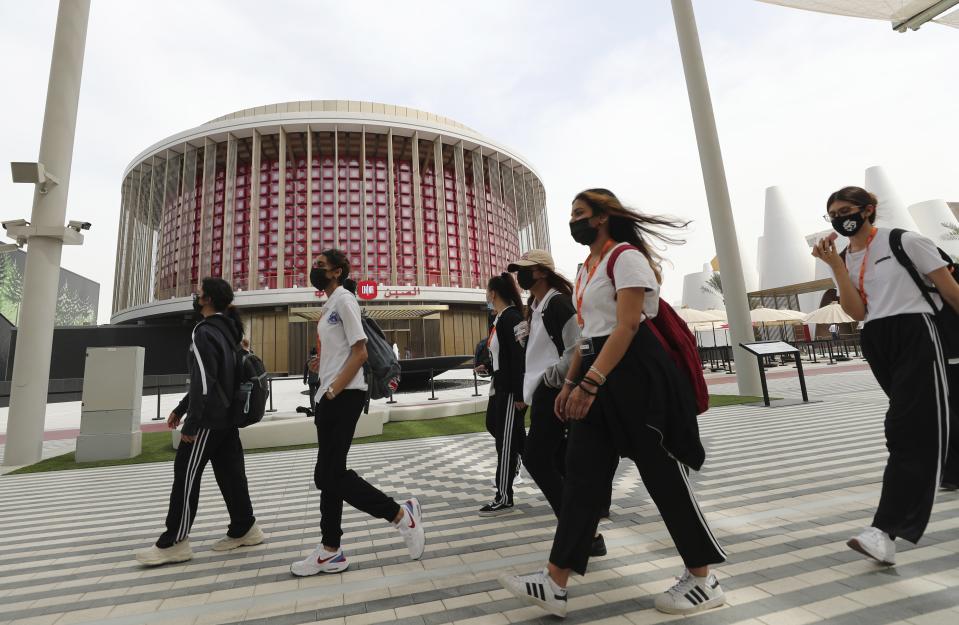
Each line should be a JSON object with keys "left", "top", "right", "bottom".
{"left": 675, "top": 307, "right": 726, "bottom": 323}
{"left": 750, "top": 307, "right": 806, "bottom": 323}
{"left": 804, "top": 301, "right": 857, "bottom": 324}
{"left": 757, "top": 0, "right": 959, "bottom": 31}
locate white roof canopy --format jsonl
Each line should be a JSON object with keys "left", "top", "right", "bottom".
{"left": 757, "top": 0, "right": 959, "bottom": 30}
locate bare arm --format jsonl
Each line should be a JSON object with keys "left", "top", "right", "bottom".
{"left": 812, "top": 237, "right": 866, "bottom": 322}
{"left": 929, "top": 266, "right": 959, "bottom": 315}
{"left": 565, "top": 287, "right": 645, "bottom": 420}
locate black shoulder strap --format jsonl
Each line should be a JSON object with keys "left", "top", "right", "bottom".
{"left": 202, "top": 321, "right": 242, "bottom": 404}
{"left": 889, "top": 228, "right": 940, "bottom": 312}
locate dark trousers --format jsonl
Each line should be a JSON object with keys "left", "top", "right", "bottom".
{"left": 486, "top": 390, "right": 527, "bottom": 505}
{"left": 314, "top": 390, "right": 400, "bottom": 549}
{"left": 523, "top": 383, "right": 567, "bottom": 515}
{"left": 158, "top": 427, "right": 255, "bottom": 548}
{"left": 308, "top": 382, "right": 320, "bottom": 407}
{"left": 524, "top": 382, "right": 616, "bottom": 520}
{"left": 862, "top": 314, "right": 952, "bottom": 543}
{"left": 549, "top": 401, "right": 726, "bottom": 575}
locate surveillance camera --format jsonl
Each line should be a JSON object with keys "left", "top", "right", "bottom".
{"left": 1, "top": 219, "right": 29, "bottom": 230}
{"left": 68, "top": 220, "right": 92, "bottom": 232}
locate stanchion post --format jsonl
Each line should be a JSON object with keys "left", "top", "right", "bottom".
{"left": 153, "top": 383, "right": 163, "bottom": 421}
{"left": 266, "top": 377, "right": 277, "bottom": 413}
{"left": 428, "top": 368, "right": 438, "bottom": 401}
{"left": 472, "top": 370, "right": 481, "bottom": 397}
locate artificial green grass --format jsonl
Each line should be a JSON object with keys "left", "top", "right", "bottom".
{"left": 9, "top": 394, "right": 761, "bottom": 475}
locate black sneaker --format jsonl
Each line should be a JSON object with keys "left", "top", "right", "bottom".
{"left": 479, "top": 501, "right": 515, "bottom": 517}
{"left": 591, "top": 533, "right": 607, "bottom": 557}
{"left": 940, "top": 481, "right": 959, "bottom": 492}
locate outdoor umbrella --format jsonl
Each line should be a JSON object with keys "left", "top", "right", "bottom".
{"left": 803, "top": 302, "right": 855, "bottom": 324}
{"left": 676, "top": 307, "right": 725, "bottom": 324}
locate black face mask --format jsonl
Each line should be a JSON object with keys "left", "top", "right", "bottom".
{"left": 516, "top": 269, "right": 537, "bottom": 290}
{"left": 192, "top": 294, "right": 204, "bottom": 314}
{"left": 831, "top": 211, "right": 867, "bottom": 237}
{"left": 310, "top": 267, "right": 330, "bottom": 291}
{"left": 569, "top": 218, "right": 599, "bottom": 246}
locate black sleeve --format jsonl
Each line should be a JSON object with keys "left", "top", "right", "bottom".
{"left": 542, "top": 294, "right": 576, "bottom": 356}
{"left": 181, "top": 326, "right": 221, "bottom": 436}
{"left": 173, "top": 394, "right": 190, "bottom": 418}
{"left": 496, "top": 309, "right": 526, "bottom": 399}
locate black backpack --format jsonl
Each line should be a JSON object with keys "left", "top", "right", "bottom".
{"left": 360, "top": 313, "right": 401, "bottom": 405}
{"left": 889, "top": 228, "right": 959, "bottom": 361}
{"left": 211, "top": 329, "right": 270, "bottom": 428}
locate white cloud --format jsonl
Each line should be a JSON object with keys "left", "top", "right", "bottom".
{"left": 1, "top": 0, "right": 957, "bottom": 321}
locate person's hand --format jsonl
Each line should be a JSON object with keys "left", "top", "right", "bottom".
{"left": 308, "top": 356, "right": 319, "bottom": 373}
{"left": 564, "top": 385, "right": 596, "bottom": 421}
{"left": 513, "top": 401, "right": 527, "bottom": 411}
{"left": 554, "top": 385, "right": 572, "bottom": 421}
{"left": 180, "top": 433, "right": 196, "bottom": 443}
{"left": 812, "top": 235, "right": 843, "bottom": 270}
{"left": 166, "top": 411, "right": 181, "bottom": 430}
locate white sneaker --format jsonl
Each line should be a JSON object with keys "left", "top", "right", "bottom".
{"left": 847, "top": 527, "right": 896, "bottom": 565}
{"left": 135, "top": 539, "right": 193, "bottom": 566}
{"left": 212, "top": 522, "right": 265, "bottom": 552}
{"left": 514, "top": 463, "right": 524, "bottom": 485}
{"left": 654, "top": 569, "right": 725, "bottom": 615}
{"left": 499, "top": 569, "right": 568, "bottom": 618}
{"left": 396, "top": 498, "right": 426, "bottom": 560}
{"left": 290, "top": 545, "right": 349, "bottom": 576}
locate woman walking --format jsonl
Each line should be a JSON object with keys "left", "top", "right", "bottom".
{"left": 480, "top": 273, "right": 528, "bottom": 517}
{"left": 500, "top": 189, "right": 726, "bottom": 617}
{"left": 813, "top": 186, "right": 959, "bottom": 564}
{"left": 290, "top": 250, "right": 425, "bottom": 576}
{"left": 507, "top": 250, "right": 609, "bottom": 557}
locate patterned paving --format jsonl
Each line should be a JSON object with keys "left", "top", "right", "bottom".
{"left": 1, "top": 369, "right": 957, "bottom": 625}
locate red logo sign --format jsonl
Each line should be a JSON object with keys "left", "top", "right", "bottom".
{"left": 357, "top": 280, "right": 378, "bottom": 300}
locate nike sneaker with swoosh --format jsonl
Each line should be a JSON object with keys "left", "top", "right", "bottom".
{"left": 396, "top": 498, "right": 425, "bottom": 560}
{"left": 290, "top": 546, "right": 349, "bottom": 576}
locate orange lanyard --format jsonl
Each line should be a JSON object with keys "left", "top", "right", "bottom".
{"left": 575, "top": 240, "right": 616, "bottom": 327}
{"left": 486, "top": 325, "right": 496, "bottom": 348}
{"left": 857, "top": 227, "right": 879, "bottom": 309}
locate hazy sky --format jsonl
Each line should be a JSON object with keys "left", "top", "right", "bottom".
{"left": 1, "top": 0, "right": 957, "bottom": 323}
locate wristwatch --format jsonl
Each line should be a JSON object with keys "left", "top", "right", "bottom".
{"left": 325, "top": 386, "right": 336, "bottom": 399}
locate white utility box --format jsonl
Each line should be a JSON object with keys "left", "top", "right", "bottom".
{"left": 75, "top": 346, "right": 145, "bottom": 462}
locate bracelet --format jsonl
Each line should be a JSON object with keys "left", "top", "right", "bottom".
{"left": 580, "top": 377, "right": 601, "bottom": 388}
{"left": 588, "top": 366, "right": 607, "bottom": 385}
{"left": 577, "top": 384, "right": 597, "bottom": 396}
{"left": 564, "top": 378, "right": 577, "bottom": 387}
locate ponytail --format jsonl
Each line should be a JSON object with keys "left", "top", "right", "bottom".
{"left": 487, "top": 272, "right": 523, "bottom": 310}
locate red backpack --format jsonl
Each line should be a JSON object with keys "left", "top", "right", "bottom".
{"left": 607, "top": 245, "right": 710, "bottom": 415}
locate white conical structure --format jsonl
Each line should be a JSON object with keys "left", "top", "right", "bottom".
{"left": 864, "top": 166, "right": 920, "bottom": 232}
{"left": 758, "top": 186, "right": 815, "bottom": 291}
{"left": 682, "top": 262, "right": 724, "bottom": 311}
{"left": 908, "top": 200, "right": 959, "bottom": 259}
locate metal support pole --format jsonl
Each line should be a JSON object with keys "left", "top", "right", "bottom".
{"left": 4, "top": 0, "right": 91, "bottom": 466}
{"left": 795, "top": 353, "right": 809, "bottom": 403}
{"left": 386, "top": 390, "right": 397, "bottom": 405}
{"left": 472, "top": 370, "right": 481, "bottom": 397}
{"left": 266, "top": 377, "right": 276, "bottom": 412}
{"left": 428, "top": 369, "right": 438, "bottom": 401}
{"left": 153, "top": 384, "right": 162, "bottom": 421}
{"left": 671, "top": 0, "right": 761, "bottom": 397}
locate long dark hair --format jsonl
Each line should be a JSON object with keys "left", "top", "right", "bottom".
{"left": 487, "top": 273, "right": 523, "bottom": 310}
{"left": 826, "top": 186, "right": 878, "bottom": 224}
{"left": 201, "top": 276, "right": 244, "bottom": 336}
{"left": 526, "top": 267, "right": 574, "bottom": 315}
{"left": 320, "top": 248, "right": 357, "bottom": 294}
{"left": 573, "top": 188, "right": 689, "bottom": 283}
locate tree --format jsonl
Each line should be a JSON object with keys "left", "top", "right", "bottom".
{"left": 0, "top": 253, "right": 24, "bottom": 323}
{"left": 700, "top": 272, "right": 723, "bottom": 302}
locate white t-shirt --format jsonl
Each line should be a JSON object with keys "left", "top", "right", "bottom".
{"left": 835, "top": 228, "right": 946, "bottom": 325}
{"left": 316, "top": 286, "right": 368, "bottom": 401}
{"left": 523, "top": 289, "right": 561, "bottom": 404}
{"left": 575, "top": 243, "right": 660, "bottom": 338}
